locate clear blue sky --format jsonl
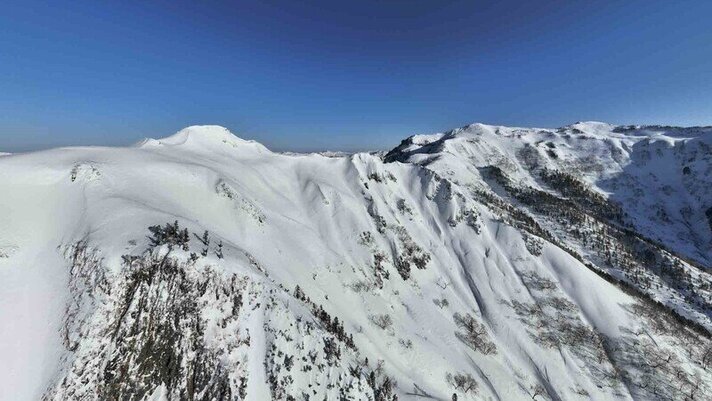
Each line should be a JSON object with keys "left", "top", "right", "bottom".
{"left": 1, "top": 0, "right": 711, "bottom": 152}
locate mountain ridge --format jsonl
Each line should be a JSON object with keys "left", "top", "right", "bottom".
{"left": 1, "top": 122, "right": 711, "bottom": 401}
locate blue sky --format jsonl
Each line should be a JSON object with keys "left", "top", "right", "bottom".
{"left": 1, "top": 0, "right": 711, "bottom": 152}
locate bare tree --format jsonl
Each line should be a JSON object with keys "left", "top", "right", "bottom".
{"left": 529, "top": 384, "right": 547, "bottom": 400}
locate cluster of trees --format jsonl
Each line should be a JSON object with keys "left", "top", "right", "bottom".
{"left": 265, "top": 344, "right": 295, "bottom": 400}
{"left": 192, "top": 230, "right": 224, "bottom": 259}
{"left": 366, "top": 199, "right": 388, "bottom": 234}
{"left": 396, "top": 198, "right": 413, "bottom": 216}
{"left": 322, "top": 337, "right": 341, "bottom": 365}
{"left": 476, "top": 167, "right": 712, "bottom": 397}
{"left": 540, "top": 168, "right": 625, "bottom": 223}
{"left": 146, "top": 222, "right": 224, "bottom": 259}
{"left": 464, "top": 208, "right": 482, "bottom": 233}
{"left": 393, "top": 226, "right": 431, "bottom": 280}
{"left": 474, "top": 166, "right": 556, "bottom": 243}
{"left": 367, "top": 171, "right": 397, "bottom": 183}
{"left": 372, "top": 252, "right": 389, "bottom": 289}
{"left": 478, "top": 165, "right": 712, "bottom": 339}
{"left": 605, "top": 310, "right": 711, "bottom": 400}
{"left": 294, "top": 285, "right": 355, "bottom": 350}
{"left": 453, "top": 313, "right": 497, "bottom": 355}
{"left": 520, "top": 271, "right": 556, "bottom": 291}
{"left": 511, "top": 296, "right": 607, "bottom": 371}
{"left": 194, "top": 230, "right": 210, "bottom": 256}
{"left": 267, "top": 287, "right": 399, "bottom": 401}
{"left": 147, "top": 220, "right": 189, "bottom": 250}
{"left": 365, "top": 197, "right": 431, "bottom": 282}
{"left": 367, "top": 370, "right": 398, "bottom": 401}
{"left": 446, "top": 372, "right": 478, "bottom": 395}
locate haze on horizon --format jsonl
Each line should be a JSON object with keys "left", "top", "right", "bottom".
{"left": 1, "top": 0, "right": 711, "bottom": 153}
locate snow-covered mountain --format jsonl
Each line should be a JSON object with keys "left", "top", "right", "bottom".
{"left": 0, "top": 123, "right": 710, "bottom": 401}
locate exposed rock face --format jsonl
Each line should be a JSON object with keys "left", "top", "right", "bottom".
{"left": 44, "top": 243, "right": 251, "bottom": 401}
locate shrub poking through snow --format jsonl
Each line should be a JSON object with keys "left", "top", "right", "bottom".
{"left": 433, "top": 298, "right": 449, "bottom": 308}
{"left": 370, "top": 314, "right": 393, "bottom": 331}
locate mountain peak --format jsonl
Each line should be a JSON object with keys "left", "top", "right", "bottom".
{"left": 137, "top": 125, "right": 270, "bottom": 154}
{"left": 157, "top": 125, "right": 248, "bottom": 145}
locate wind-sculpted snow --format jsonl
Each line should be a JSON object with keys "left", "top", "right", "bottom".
{"left": 0, "top": 124, "right": 711, "bottom": 400}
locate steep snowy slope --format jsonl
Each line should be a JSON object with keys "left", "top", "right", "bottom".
{"left": 0, "top": 125, "right": 710, "bottom": 401}
{"left": 387, "top": 122, "right": 712, "bottom": 325}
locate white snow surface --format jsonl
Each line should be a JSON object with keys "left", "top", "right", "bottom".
{"left": 0, "top": 124, "right": 710, "bottom": 401}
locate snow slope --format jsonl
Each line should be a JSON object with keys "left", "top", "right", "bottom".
{"left": 0, "top": 124, "right": 710, "bottom": 401}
